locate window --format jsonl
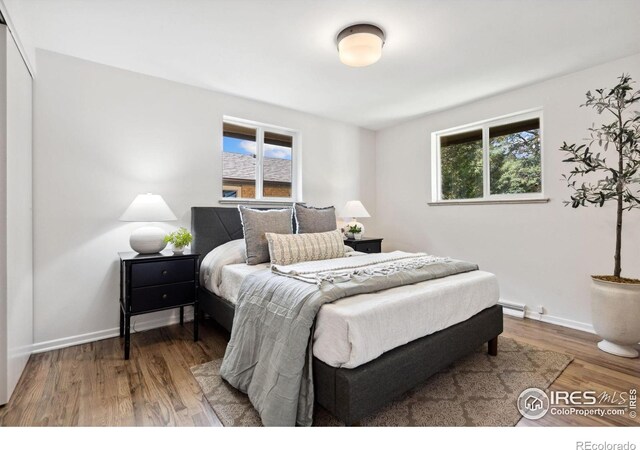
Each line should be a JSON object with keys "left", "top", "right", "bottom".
{"left": 222, "top": 117, "right": 298, "bottom": 201}
{"left": 432, "top": 110, "right": 543, "bottom": 203}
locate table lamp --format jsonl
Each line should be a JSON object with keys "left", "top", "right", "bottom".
{"left": 341, "top": 200, "right": 370, "bottom": 237}
{"left": 120, "top": 193, "right": 177, "bottom": 254}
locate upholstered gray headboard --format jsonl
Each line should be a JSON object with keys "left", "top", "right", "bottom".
{"left": 191, "top": 206, "right": 296, "bottom": 258}
{"left": 191, "top": 207, "right": 245, "bottom": 258}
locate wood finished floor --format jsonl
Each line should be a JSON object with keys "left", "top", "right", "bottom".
{"left": 0, "top": 316, "right": 638, "bottom": 426}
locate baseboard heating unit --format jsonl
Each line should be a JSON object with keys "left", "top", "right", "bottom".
{"left": 498, "top": 299, "right": 526, "bottom": 319}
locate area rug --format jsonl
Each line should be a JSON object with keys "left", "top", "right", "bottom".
{"left": 190, "top": 337, "right": 572, "bottom": 426}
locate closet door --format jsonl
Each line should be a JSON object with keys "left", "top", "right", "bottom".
{"left": 0, "top": 24, "right": 33, "bottom": 406}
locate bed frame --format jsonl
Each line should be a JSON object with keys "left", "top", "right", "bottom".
{"left": 192, "top": 206, "right": 503, "bottom": 426}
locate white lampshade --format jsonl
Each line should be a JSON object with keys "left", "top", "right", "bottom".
{"left": 120, "top": 193, "right": 177, "bottom": 222}
{"left": 337, "top": 24, "right": 385, "bottom": 68}
{"left": 341, "top": 200, "right": 371, "bottom": 218}
{"left": 120, "top": 194, "right": 177, "bottom": 254}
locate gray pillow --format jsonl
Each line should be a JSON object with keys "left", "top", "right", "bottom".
{"left": 239, "top": 206, "right": 293, "bottom": 265}
{"left": 294, "top": 204, "right": 337, "bottom": 234}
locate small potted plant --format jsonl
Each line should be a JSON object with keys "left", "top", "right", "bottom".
{"left": 163, "top": 227, "right": 193, "bottom": 254}
{"left": 348, "top": 224, "right": 363, "bottom": 240}
{"left": 560, "top": 74, "right": 640, "bottom": 358}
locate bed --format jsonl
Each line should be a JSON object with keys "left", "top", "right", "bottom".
{"left": 192, "top": 206, "right": 503, "bottom": 426}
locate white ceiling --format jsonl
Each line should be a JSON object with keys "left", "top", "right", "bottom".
{"left": 5, "top": 0, "right": 640, "bottom": 130}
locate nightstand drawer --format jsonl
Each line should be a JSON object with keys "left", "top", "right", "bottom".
{"left": 130, "top": 282, "right": 195, "bottom": 313}
{"left": 353, "top": 241, "right": 381, "bottom": 253}
{"left": 131, "top": 259, "right": 195, "bottom": 287}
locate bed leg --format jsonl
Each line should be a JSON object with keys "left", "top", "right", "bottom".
{"left": 488, "top": 336, "right": 498, "bottom": 356}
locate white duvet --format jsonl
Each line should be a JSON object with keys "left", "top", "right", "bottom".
{"left": 201, "top": 240, "right": 500, "bottom": 369}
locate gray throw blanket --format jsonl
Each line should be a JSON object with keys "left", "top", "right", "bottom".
{"left": 219, "top": 252, "right": 478, "bottom": 426}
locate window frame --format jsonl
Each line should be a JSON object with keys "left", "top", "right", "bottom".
{"left": 220, "top": 116, "right": 301, "bottom": 204}
{"left": 430, "top": 108, "right": 547, "bottom": 205}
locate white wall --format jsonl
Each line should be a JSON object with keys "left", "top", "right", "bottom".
{"left": 32, "top": 50, "right": 376, "bottom": 349}
{"left": 375, "top": 53, "right": 640, "bottom": 330}
{"left": 0, "top": 25, "right": 33, "bottom": 405}
{"left": 32, "top": 46, "right": 640, "bottom": 350}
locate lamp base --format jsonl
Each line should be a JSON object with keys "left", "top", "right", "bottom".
{"left": 130, "top": 225, "right": 167, "bottom": 254}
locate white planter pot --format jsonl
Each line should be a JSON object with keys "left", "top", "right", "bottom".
{"left": 591, "top": 277, "right": 640, "bottom": 358}
{"left": 172, "top": 246, "right": 185, "bottom": 255}
{"left": 353, "top": 233, "right": 363, "bottom": 240}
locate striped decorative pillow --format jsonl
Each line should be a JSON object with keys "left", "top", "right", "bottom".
{"left": 265, "top": 230, "right": 346, "bottom": 266}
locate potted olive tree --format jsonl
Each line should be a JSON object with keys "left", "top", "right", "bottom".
{"left": 560, "top": 74, "right": 640, "bottom": 358}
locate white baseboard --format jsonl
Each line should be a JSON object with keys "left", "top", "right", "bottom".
{"left": 523, "top": 310, "right": 595, "bottom": 334}
{"left": 499, "top": 297, "right": 595, "bottom": 334}
{"left": 31, "top": 311, "right": 195, "bottom": 354}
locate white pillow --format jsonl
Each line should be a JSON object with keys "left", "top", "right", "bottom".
{"left": 200, "top": 239, "right": 246, "bottom": 296}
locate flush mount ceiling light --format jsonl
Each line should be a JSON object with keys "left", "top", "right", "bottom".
{"left": 336, "top": 24, "right": 385, "bottom": 67}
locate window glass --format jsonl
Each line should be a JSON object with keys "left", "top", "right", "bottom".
{"left": 222, "top": 123, "right": 257, "bottom": 199}
{"left": 489, "top": 119, "right": 541, "bottom": 195}
{"left": 262, "top": 132, "right": 293, "bottom": 198}
{"left": 440, "top": 130, "right": 483, "bottom": 200}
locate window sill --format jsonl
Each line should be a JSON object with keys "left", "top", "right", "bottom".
{"left": 218, "top": 198, "right": 302, "bottom": 207}
{"left": 428, "top": 198, "right": 550, "bottom": 206}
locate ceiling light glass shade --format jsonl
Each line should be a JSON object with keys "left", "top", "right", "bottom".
{"left": 120, "top": 193, "right": 177, "bottom": 222}
{"left": 341, "top": 200, "right": 371, "bottom": 218}
{"left": 337, "top": 24, "right": 385, "bottom": 67}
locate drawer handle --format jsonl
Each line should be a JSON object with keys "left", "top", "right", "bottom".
{"left": 162, "top": 270, "right": 168, "bottom": 276}
{"left": 162, "top": 294, "right": 168, "bottom": 300}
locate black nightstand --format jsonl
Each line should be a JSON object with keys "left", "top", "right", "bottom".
{"left": 344, "top": 237, "right": 383, "bottom": 254}
{"left": 119, "top": 250, "right": 200, "bottom": 359}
